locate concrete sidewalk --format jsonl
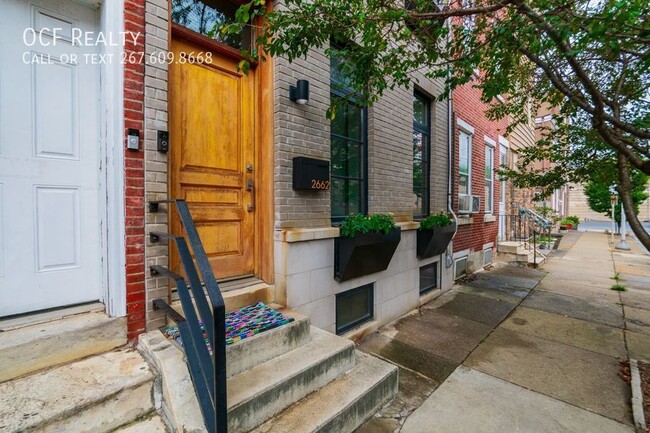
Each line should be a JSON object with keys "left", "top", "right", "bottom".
{"left": 355, "top": 231, "right": 650, "bottom": 433}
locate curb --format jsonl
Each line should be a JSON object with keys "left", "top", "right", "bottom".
{"left": 630, "top": 359, "right": 647, "bottom": 431}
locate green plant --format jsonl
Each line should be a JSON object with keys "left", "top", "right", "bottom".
{"left": 537, "top": 235, "right": 555, "bottom": 243}
{"left": 340, "top": 213, "right": 396, "bottom": 238}
{"left": 611, "top": 272, "right": 622, "bottom": 282}
{"left": 610, "top": 284, "right": 627, "bottom": 292}
{"left": 560, "top": 216, "right": 579, "bottom": 226}
{"left": 420, "top": 212, "right": 453, "bottom": 230}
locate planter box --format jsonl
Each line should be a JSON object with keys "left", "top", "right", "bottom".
{"left": 550, "top": 233, "right": 563, "bottom": 250}
{"left": 334, "top": 227, "right": 401, "bottom": 282}
{"left": 416, "top": 222, "right": 457, "bottom": 259}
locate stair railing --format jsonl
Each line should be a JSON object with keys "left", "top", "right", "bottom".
{"left": 149, "top": 199, "right": 227, "bottom": 433}
{"left": 518, "top": 206, "right": 552, "bottom": 266}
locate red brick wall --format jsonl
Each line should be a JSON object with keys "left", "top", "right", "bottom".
{"left": 123, "top": 0, "right": 146, "bottom": 340}
{"left": 452, "top": 79, "right": 506, "bottom": 254}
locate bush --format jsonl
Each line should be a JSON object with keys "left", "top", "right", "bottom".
{"left": 340, "top": 213, "right": 396, "bottom": 238}
{"left": 420, "top": 211, "right": 454, "bottom": 230}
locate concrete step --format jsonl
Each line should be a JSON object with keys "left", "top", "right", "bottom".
{"left": 171, "top": 282, "right": 275, "bottom": 314}
{"left": 112, "top": 415, "right": 168, "bottom": 433}
{"left": 251, "top": 351, "right": 399, "bottom": 433}
{"left": 228, "top": 326, "right": 356, "bottom": 433}
{"left": 0, "top": 348, "right": 154, "bottom": 433}
{"left": 0, "top": 312, "right": 126, "bottom": 383}
{"left": 227, "top": 310, "right": 311, "bottom": 378}
{"left": 497, "top": 241, "right": 523, "bottom": 254}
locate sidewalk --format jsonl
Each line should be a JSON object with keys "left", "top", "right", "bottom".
{"left": 355, "top": 231, "right": 650, "bottom": 433}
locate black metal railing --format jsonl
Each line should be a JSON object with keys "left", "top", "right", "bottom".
{"left": 149, "top": 199, "right": 227, "bottom": 433}
{"left": 499, "top": 206, "right": 553, "bottom": 267}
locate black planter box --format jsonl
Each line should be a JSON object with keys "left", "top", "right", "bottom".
{"left": 416, "top": 223, "right": 456, "bottom": 259}
{"left": 550, "top": 233, "right": 563, "bottom": 250}
{"left": 334, "top": 227, "right": 401, "bottom": 282}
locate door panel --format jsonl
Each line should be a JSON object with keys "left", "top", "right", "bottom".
{"left": 169, "top": 37, "right": 256, "bottom": 279}
{"left": 0, "top": 0, "right": 102, "bottom": 316}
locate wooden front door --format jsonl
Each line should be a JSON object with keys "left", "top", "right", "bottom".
{"left": 169, "top": 36, "right": 256, "bottom": 280}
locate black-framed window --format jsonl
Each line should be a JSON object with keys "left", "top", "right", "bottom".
{"left": 336, "top": 283, "right": 374, "bottom": 335}
{"left": 419, "top": 262, "right": 438, "bottom": 294}
{"left": 413, "top": 92, "right": 431, "bottom": 218}
{"left": 330, "top": 47, "right": 368, "bottom": 221}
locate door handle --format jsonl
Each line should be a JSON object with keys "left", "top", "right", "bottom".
{"left": 247, "top": 178, "right": 255, "bottom": 212}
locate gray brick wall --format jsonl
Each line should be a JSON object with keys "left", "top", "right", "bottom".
{"left": 274, "top": 47, "right": 332, "bottom": 229}
{"left": 143, "top": 0, "right": 169, "bottom": 330}
{"left": 274, "top": 53, "right": 450, "bottom": 227}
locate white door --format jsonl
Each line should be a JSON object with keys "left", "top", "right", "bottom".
{"left": 0, "top": 0, "right": 103, "bottom": 316}
{"left": 498, "top": 144, "right": 508, "bottom": 240}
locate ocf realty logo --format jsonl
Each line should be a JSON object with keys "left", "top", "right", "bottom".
{"left": 23, "top": 28, "right": 140, "bottom": 47}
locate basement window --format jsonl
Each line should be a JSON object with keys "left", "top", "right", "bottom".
{"left": 454, "top": 256, "right": 468, "bottom": 279}
{"left": 483, "top": 248, "right": 493, "bottom": 266}
{"left": 419, "top": 262, "right": 438, "bottom": 294}
{"left": 336, "top": 284, "right": 374, "bottom": 335}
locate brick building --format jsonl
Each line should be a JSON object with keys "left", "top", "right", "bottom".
{"left": 451, "top": 78, "right": 508, "bottom": 274}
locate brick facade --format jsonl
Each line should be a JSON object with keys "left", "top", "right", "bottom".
{"left": 123, "top": 0, "right": 147, "bottom": 340}
{"left": 452, "top": 79, "right": 506, "bottom": 270}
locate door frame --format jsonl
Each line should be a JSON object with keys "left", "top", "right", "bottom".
{"left": 100, "top": 0, "right": 126, "bottom": 317}
{"left": 168, "top": 24, "right": 274, "bottom": 284}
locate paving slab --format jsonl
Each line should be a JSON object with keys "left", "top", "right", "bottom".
{"left": 354, "top": 416, "right": 400, "bottom": 433}
{"left": 401, "top": 366, "right": 633, "bottom": 433}
{"left": 464, "top": 272, "right": 539, "bottom": 292}
{"left": 454, "top": 284, "right": 523, "bottom": 304}
{"left": 626, "top": 331, "right": 650, "bottom": 361}
{"left": 523, "top": 290, "right": 625, "bottom": 328}
{"left": 500, "top": 307, "right": 627, "bottom": 358}
{"left": 490, "top": 263, "right": 547, "bottom": 280}
{"left": 620, "top": 289, "right": 650, "bottom": 311}
{"left": 359, "top": 333, "right": 457, "bottom": 384}
{"left": 433, "top": 292, "right": 517, "bottom": 327}
{"left": 536, "top": 278, "right": 622, "bottom": 304}
{"left": 392, "top": 309, "right": 491, "bottom": 363}
{"left": 464, "top": 328, "right": 632, "bottom": 425}
{"left": 624, "top": 306, "right": 650, "bottom": 335}
{"left": 616, "top": 273, "right": 650, "bottom": 291}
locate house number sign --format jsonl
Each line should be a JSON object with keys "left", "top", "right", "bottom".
{"left": 292, "top": 157, "right": 330, "bottom": 191}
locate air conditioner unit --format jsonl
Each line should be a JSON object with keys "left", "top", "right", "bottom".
{"left": 458, "top": 194, "right": 471, "bottom": 214}
{"left": 471, "top": 195, "right": 481, "bottom": 213}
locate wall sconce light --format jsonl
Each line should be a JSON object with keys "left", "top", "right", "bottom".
{"left": 289, "top": 79, "right": 310, "bottom": 105}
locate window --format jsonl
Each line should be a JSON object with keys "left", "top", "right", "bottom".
{"left": 413, "top": 92, "right": 431, "bottom": 217}
{"left": 171, "top": 0, "right": 252, "bottom": 50}
{"left": 336, "top": 284, "right": 374, "bottom": 334}
{"left": 330, "top": 47, "right": 367, "bottom": 221}
{"left": 419, "top": 262, "right": 438, "bottom": 294}
{"left": 454, "top": 256, "right": 468, "bottom": 279}
{"left": 458, "top": 130, "right": 472, "bottom": 207}
{"left": 485, "top": 145, "right": 494, "bottom": 214}
{"left": 483, "top": 248, "right": 493, "bottom": 266}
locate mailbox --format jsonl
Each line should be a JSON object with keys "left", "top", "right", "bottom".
{"left": 292, "top": 157, "right": 330, "bottom": 190}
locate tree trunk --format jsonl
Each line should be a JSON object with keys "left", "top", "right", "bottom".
{"left": 617, "top": 153, "right": 650, "bottom": 251}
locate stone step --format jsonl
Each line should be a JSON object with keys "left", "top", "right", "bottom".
{"left": 227, "top": 310, "right": 311, "bottom": 378}
{"left": 250, "top": 351, "right": 399, "bottom": 433}
{"left": 0, "top": 312, "right": 126, "bottom": 383}
{"left": 112, "top": 415, "right": 168, "bottom": 433}
{"left": 497, "top": 241, "right": 523, "bottom": 254}
{"left": 228, "top": 327, "right": 356, "bottom": 433}
{"left": 0, "top": 348, "right": 154, "bottom": 433}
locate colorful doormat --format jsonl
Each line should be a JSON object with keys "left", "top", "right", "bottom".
{"left": 163, "top": 302, "right": 294, "bottom": 352}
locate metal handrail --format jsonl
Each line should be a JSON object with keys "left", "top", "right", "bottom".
{"left": 150, "top": 199, "right": 227, "bottom": 433}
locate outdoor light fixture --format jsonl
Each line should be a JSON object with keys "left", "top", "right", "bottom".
{"left": 289, "top": 79, "right": 310, "bottom": 105}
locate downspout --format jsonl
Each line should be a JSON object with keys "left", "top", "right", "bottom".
{"left": 445, "top": 38, "right": 458, "bottom": 270}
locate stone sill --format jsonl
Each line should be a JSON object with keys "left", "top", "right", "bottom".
{"left": 483, "top": 214, "right": 496, "bottom": 223}
{"left": 275, "top": 221, "right": 420, "bottom": 243}
{"left": 457, "top": 216, "right": 474, "bottom": 226}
